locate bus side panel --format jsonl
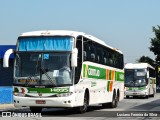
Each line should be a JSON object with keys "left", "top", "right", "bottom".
{"left": 74, "top": 79, "right": 90, "bottom": 107}
{"left": 113, "top": 81, "right": 124, "bottom": 101}
{"left": 88, "top": 79, "right": 113, "bottom": 104}
{"left": 149, "top": 78, "right": 156, "bottom": 95}
{"left": 81, "top": 62, "right": 124, "bottom": 105}
{"left": 74, "top": 78, "right": 114, "bottom": 106}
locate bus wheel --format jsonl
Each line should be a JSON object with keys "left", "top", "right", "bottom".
{"left": 145, "top": 95, "right": 149, "bottom": 99}
{"left": 150, "top": 91, "right": 155, "bottom": 97}
{"left": 150, "top": 94, "right": 154, "bottom": 97}
{"left": 109, "top": 91, "right": 118, "bottom": 108}
{"left": 30, "top": 107, "right": 42, "bottom": 113}
{"left": 79, "top": 93, "right": 88, "bottom": 113}
{"left": 126, "top": 95, "right": 129, "bottom": 99}
{"left": 145, "top": 89, "right": 150, "bottom": 98}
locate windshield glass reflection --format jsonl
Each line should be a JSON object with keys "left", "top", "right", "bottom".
{"left": 14, "top": 52, "right": 72, "bottom": 87}
{"left": 125, "top": 69, "right": 147, "bottom": 87}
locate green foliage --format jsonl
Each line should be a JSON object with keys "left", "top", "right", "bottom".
{"left": 136, "top": 56, "right": 155, "bottom": 67}
{"left": 149, "top": 25, "right": 160, "bottom": 64}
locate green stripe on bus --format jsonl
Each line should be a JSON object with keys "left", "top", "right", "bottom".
{"left": 87, "top": 65, "right": 106, "bottom": 79}
{"left": 116, "top": 72, "right": 124, "bottom": 81}
{"left": 14, "top": 87, "right": 69, "bottom": 94}
{"left": 28, "top": 87, "right": 69, "bottom": 93}
{"left": 83, "top": 64, "right": 124, "bottom": 81}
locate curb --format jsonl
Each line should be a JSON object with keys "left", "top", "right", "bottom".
{"left": 0, "top": 104, "right": 14, "bottom": 111}
{"left": 0, "top": 104, "right": 28, "bottom": 112}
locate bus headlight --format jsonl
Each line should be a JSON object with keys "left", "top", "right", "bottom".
{"left": 56, "top": 92, "right": 73, "bottom": 97}
{"left": 14, "top": 92, "right": 25, "bottom": 97}
{"left": 125, "top": 87, "right": 129, "bottom": 91}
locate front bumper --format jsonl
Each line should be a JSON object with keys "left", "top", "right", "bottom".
{"left": 14, "top": 95, "right": 75, "bottom": 108}
{"left": 125, "top": 89, "right": 148, "bottom": 96}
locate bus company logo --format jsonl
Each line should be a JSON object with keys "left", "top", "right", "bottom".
{"left": 51, "top": 88, "right": 69, "bottom": 93}
{"left": 38, "top": 92, "right": 42, "bottom": 97}
{"left": 119, "top": 74, "right": 124, "bottom": 80}
{"left": 88, "top": 68, "right": 100, "bottom": 77}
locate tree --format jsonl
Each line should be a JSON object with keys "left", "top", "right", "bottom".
{"left": 149, "top": 25, "right": 160, "bottom": 64}
{"left": 136, "top": 55, "right": 155, "bottom": 67}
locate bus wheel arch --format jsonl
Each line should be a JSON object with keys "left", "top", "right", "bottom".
{"left": 78, "top": 88, "right": 90, "bottom": 113}
{"left": 102, "top": 89, "right": 118, "bottom": 108}
{"left": 110, "top": 89, "right": 118, "bottom": 108}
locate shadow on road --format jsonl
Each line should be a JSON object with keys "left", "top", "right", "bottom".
{"left": 0, "top": 105, "right": 113, "bottom": 117}
{"left": 124, "top": 96, "right": 149, "bottom": 99}
{"left": 129, "top": 99, "right": 160, "bottom": 111}
{"left": 41, "top": 105, "right": 108, "bottom": 116}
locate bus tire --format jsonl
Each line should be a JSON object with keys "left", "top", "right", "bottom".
{"left": 78, "top": 92, "right": 89, "bottom": 113}
{"left": 150, "top": 90, "right": 155, "bottom": 97}
{"left": 145, "top": 95, "right": 149, "bottom": 99}
{"left": 126, "top": 95, "right": 129, "bottom": 99}
{"left": 146, "top": 89, "right": 150, "bottom": 98}
{"left": 109, "top": 91, "right": 118, "bottom": 108}
{"left": 30, "top": 107, "right": 42, "bottom": 113}
{"left": 150, "top": 94, "right": 154, "bottom": 97}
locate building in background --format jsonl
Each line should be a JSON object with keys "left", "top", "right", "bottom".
{"left": 0, "top": 45, "right": 16, "bottom": 104}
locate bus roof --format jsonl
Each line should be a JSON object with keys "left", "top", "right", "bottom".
{"left": 124, "top": 63, "right": 155, "bottom": 70}
{"left": 19, "top": 30, "right": 123, "bottom": 54}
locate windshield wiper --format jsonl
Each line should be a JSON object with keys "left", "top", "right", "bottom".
{"left": 40, "top": 67, "right": 57, "bottom": 86}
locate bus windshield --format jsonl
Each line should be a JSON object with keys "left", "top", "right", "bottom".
{"left": 14, "top": 52, "right": 72, "bottom": 87}
{"left": 125, "top": 69, "right": 147, "bottom": 87}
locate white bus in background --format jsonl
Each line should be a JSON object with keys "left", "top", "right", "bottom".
{"left": 124, "top": 63, "right": 156, "bottom": 98}
{"left": 3, "top": 30, "right": 124, "bottom": 113}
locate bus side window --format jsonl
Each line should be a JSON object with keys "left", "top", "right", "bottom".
{"left": 107, "top": 53, "right": 113, "bottom": 66}
{"left": 104, "top": 57, "right": 107, "bottom": 65}
{"left": 96, "top": 46, "right": 103, "bottom": 64}
{"left": 103, "top": 50, "right": 107, "bottom": 65}
{"left": 88, "top": 41, "right": 96, "bottom": 62}
{"left": 83, "top": 40, "right": 89, "bottom": 61}
{"left": 83, "top": 51, "right": 87, "bottom": 61}
{"left": 104, "top": 48, "right": 111, "bottom": 67}
{"left": 91, "top": 53, "right": 95, "bottom": 62}
{"left": 118, "top": 54, "right": 124, "bottom": 69}
{"left": 87, "top": 46, "right": 91, "bottom": 61}
{"left": 109, "top": 58, "right": 113, "bottom": 67}
{"left": 112, "top": 54, "right": 116, "bottom": 68}
{"left": 96, "top": 47, "right": 99, "bottom": 63}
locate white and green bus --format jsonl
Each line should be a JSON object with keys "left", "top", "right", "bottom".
{"left": 3, "top": 30, "right": 124, "bottom": 113}
{"left": 124, "top": 63, "right": 156, "bottom": 98}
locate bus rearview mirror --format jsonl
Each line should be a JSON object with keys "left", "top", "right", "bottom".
{"left": 71, "top": 48, "right": 78, "bottom": 67}
{"left": 3, "top": 49, "right": 14, "bottom": 67}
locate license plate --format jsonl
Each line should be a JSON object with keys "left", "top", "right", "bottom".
{"left": 36, "top": 100, "right": 46, "bottom": 104}
{"left": 133, "top": 93, "right": 137, "bottom": 95}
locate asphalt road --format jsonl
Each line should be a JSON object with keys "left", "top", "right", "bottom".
{"left": 1, "top": 93, "right": 160, "bottom": 120}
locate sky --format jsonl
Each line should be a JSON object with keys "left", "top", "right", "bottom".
{"left": 0, "top": 0, "right": 160, "bottom": 63}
